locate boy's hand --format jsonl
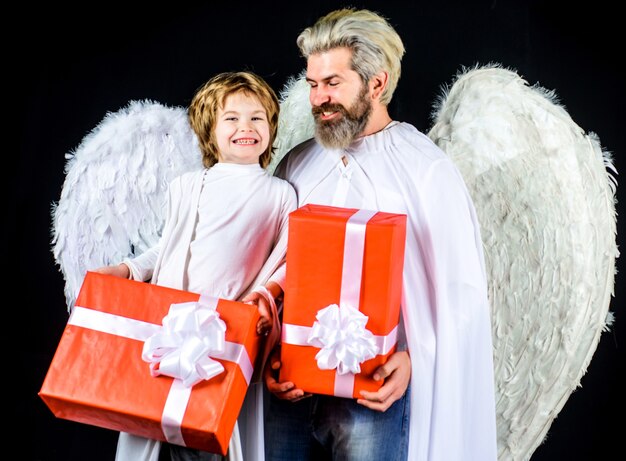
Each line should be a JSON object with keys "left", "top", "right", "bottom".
{"left": 93, "top": 263, "right": 130, "bottom": 279}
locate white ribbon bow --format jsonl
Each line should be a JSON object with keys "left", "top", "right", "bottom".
{"left": 307, "top": 303, "right": 379, "bottom": 375}
{"left": 142, "top": 301, "right": 227, "bottom": 387}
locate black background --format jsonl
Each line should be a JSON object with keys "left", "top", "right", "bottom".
{"left": 14, "top": 1, "right": 623, "bottom": 460}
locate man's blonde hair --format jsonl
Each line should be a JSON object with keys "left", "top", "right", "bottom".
{"left": 297, "top": 8, "right": 405, "bottom": 105}
{"left": 189, "top": 71, "right": 280, "bottom": 168}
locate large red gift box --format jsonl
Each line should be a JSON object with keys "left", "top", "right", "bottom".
{"left": 39, "top": 271, "right": 261, "bottom": 455}
{"left": 280, "top": 204, "right": 407, "bottom": 398}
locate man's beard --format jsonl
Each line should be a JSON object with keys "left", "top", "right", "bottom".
{"left": 312, "top": 85, "right": 371, "bottom": 150}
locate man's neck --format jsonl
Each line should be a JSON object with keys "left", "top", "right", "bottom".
{"left": 361, "top": 106, "right": 392, "bottom": 137}
{"left": 341, "top": 108, "right": 393, "bottom": 166}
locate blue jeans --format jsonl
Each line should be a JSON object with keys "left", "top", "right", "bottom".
{"left": 264, "top": 385, "right": 410, "bottom": 461}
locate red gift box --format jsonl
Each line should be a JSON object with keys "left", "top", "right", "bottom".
{"left": 280, "top": 204, "right": 407, "bottom": 398}
{"left": 39, "top": 271, "right": 261, "bottom": 455}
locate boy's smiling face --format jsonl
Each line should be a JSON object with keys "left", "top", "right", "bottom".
{"left": 215, "top": 91, "right": 270, "bottom": 164}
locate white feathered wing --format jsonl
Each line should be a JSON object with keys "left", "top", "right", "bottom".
{"left": 51, "top": 100, "right": 203, "bottom": 311}
{"left": 273, "top": 66, "right": 619, "bottom": 461}
{"left": 269, "top": 71, "right": 315, "bottom": 174}
{"left": 427, "top": 65, "right": 618, "bottom": 460}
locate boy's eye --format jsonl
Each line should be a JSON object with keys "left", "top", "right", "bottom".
{"left": 225, "top": 117, "right": 237, "bottom": 121}
{"left": 252, "top": 117, "right": 265, "bottom": 121}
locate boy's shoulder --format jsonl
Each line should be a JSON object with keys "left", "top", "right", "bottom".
{"left": 175, "top": 169, "right": 204, "bottom": 181}
{"left": 267, "top": 169, "right": 296, "bottom": 191}
{"left": 168, "top": 168, "right": 204, "bottom": 191}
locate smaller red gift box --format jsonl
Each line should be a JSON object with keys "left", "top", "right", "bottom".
{"left": 280, "top": 204, "right": 407, "bottom": 398}
{"left": 39, "top": 271, "right": 261, "bottom": 455}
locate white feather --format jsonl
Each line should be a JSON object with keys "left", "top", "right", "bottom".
{"left": 51, "top": 100, "right": 203, "bottom": 310}
{"left": 270, "top": 71, "right": 315, "bottom": 174}
{"left": 428, "top": 65, "right": 618, "bottom": 461}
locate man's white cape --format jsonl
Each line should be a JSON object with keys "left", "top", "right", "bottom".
{"left": 50, "top": 66, "right": 618, "bottom": 461}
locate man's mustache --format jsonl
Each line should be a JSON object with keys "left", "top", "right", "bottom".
{"left": 312, "top": 103, "right": 346, "bottom": 117}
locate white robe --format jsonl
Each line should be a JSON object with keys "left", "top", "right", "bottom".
{"left": 117, "top": 163, "right": 297, "bottom": 461}
{"left": 273, "top": 121, "right": 498, "bottom": 461}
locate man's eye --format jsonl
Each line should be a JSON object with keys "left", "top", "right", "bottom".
{"left": 329, "top": 81, "right": 339, "bottom": 87}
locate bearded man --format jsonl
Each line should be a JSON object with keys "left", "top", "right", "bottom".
{"left": 263, "top": 7, "right": 498, "bottom": 461}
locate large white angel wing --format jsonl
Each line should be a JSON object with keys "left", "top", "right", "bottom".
{"left": 273, "top": 66, "right": 618, "bottom": 461}
{"left": 428, "top": 65, "right": 618, "bottom": 461}
{"left": 51, "top": 100, "right": 203, "bottom": 311}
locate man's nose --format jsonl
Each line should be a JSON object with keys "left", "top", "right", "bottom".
{"left": 311, "top": 88, "right": 331, "bottom": 107}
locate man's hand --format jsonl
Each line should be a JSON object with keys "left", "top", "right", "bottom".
{"left": 357, "top": 350, "right": 411, "bottom": 412}
{"left": 264, "top": 346, "right": 311, "bottom": 402}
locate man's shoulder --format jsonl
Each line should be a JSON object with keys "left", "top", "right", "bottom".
{"left": 274, "top": 137, "right": 319, "bottom": 176}
{"left": 393, "top": 122, "right": 441, "bottom": 148}
{"left": 284, "top": 137, "right": 318, "bottom": 160}
{"left": 389, "top": 122, "right": 447, "bottom": 161}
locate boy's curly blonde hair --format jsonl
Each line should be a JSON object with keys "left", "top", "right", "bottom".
{"left": 189, "top": 71, "right": 280, "bottom": 168}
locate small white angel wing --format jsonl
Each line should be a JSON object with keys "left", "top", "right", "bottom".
{"left": 428, "top": 65, "right": 618, "bottom": 461}
{"left": 51, "top": 99, "right": 203, "bottom": 311}
{"left": 270, "top": 71, "right": 315, "bottom": 173}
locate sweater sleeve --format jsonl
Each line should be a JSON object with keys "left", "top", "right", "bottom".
{"left": 123, "top": 245, "right": 160, "bottom": 281}
{"left": 121, "top": 174, "right": 180, "bottom": 282}
{"left": 267, "top": 263, "right": 286, "bottom": 290}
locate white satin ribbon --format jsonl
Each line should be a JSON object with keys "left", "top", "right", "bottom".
{"left": 142, "top": 300, "right": 227, "bottom": 387}
{"left": 307, "top": 303, "right": 378, "bottom": 375}
{"left": 309, "top": 209, "right": 378, "bottom": 376}
{"left": 282, "top": 322, "right": 398, "bottom": 398}
{"left": 339, "top": 209, "right": 377, "bottom": 308}
{"left": 283, "top": 325, "right": 398, "bottom": 359}
{"left": 68, "top": 294, "right": 254, "bottom": 447}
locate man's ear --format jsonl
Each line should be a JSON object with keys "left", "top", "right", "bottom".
{"left": 369, "top": 71, "right": 389, "bottom": 100}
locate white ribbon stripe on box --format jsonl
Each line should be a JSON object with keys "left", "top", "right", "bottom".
{"left": 68, "top": 294, "right": 253, "bottom": 447}
{"left": 282, "top": 208, "right": 399, "bottom": 398}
